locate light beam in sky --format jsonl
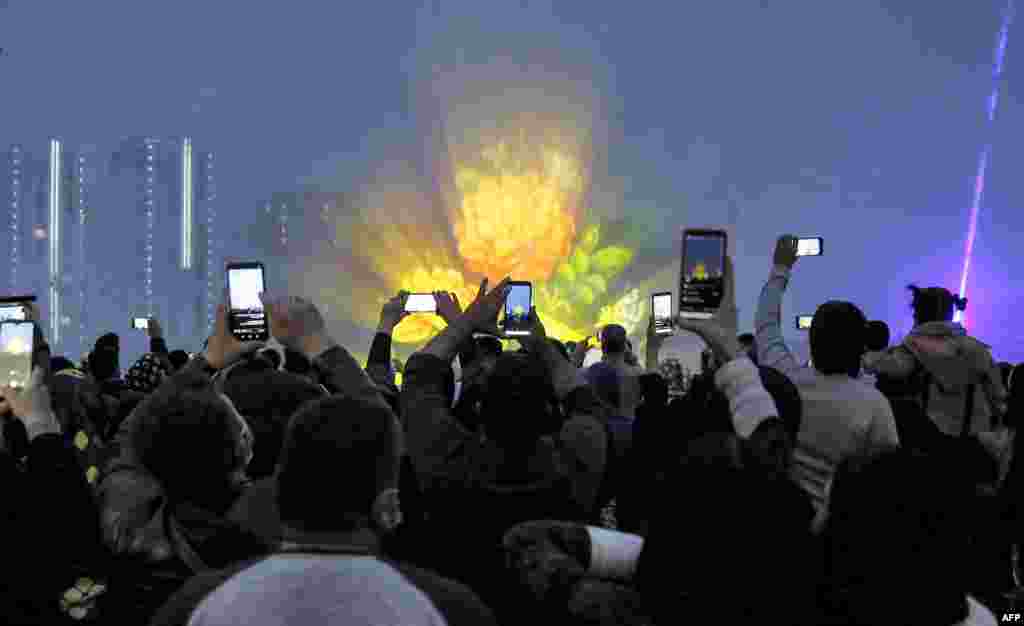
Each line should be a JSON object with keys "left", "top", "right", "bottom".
{"left": 956, "top": 0, "right": 1015, "bottom": 328}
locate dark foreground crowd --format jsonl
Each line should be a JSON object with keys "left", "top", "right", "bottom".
{"left": 0, "top": 235, "right": 1020, "bottom": 625}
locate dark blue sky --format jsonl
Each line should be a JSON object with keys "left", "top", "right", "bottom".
{"left": 2, "top": 1, "right": 1021, "bottom": 361}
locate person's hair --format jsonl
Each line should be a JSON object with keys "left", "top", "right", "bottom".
{"left": 907, "top": 284, "right": 965, "bottom": 326}
{"left": 50, "top": 356, "right": 76, "bottom": 373}
{"left": 480, "top": 352, "right": 557, "bottom": 447}
{"left": 277, "top": 395, "right": 401, "bottom": 533}
{"left": 827, "top": 450, "right": 970, "bottom": 624}
{"left": 168, "top": 350, "right": 190, "bottom": 372}
{"left": 864, "top": 320, "right": 890, "bottom": 352}
{"left": 90, "top": 334, "right": 120, "bottom": 381}
{"left": 809, "top": 301, "right": 868, "bottom": 377}
{"left": 547, "top": 337, "right": 570, "bottom": 362}
{"left": 736, "top": 333, "right": 755, "bottom": 347}
{"left": 601, "top": 324, "right": 628, "bottom": 355}
{"left": 221, "top": 363, "right": 326, "bottom": 479}
{"left": 585, "top": 362, "right": 623, "bottom": 411}
{"left": 475, "top": 336, "right": 503, "bottom": 359}
{"left": 132, "top": 371, "right": 246, "bottom": 512}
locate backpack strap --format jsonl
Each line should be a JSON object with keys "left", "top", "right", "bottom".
{"left": 961, "top": 384, "right": 976, "bottom": 438}
{"left": 164, "top": 505, "right": 211, "bottom": 574}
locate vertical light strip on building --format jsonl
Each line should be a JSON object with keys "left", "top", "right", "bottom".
{"left": 9, "top": 146, "right": 21, "bottom": 291}
{"left": 49, "top": 139, "right": 62, "bottom": 344}
{"left": 181, "top": 137, "right": 193, "bottom": 270}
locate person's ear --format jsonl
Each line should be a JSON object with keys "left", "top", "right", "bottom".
{"left": 372, "top": 488, "right": 402, "bottom": 533}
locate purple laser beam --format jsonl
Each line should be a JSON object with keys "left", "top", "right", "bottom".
{"left": 956, "top": 0, "right": 1015, "bottom": 328}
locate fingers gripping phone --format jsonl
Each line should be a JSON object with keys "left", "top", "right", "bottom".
{"left": 679, "top": 229, "right": 727, "bottom": 319}
{"left": 503, "top": 282, "right": 532, "bottom": 337}
{"left": 226, "top": 261, "right": 269, "bottom": 342}
{"left": 796, "top": 237, "right": 823, "bottom": 257}
{"left": 796, "top": 315, "right": 813, "bottom": 330}
{"left": 131, "top": 317, "right": 149, "bottom": 330}
{"left": 0, "top": 320, "right": 35, "bottom": 389}
{"left": 404, "top": 293, "right": 437, "bottom": 313}
{"left": 652, "top": 292, "right": 674, "bottom": 335}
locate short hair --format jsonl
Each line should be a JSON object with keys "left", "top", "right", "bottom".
{"left": 864, "top": 321, "right": 891, "bottom": 352}
{"left": 907, "top": 284, "right": 963, "bottom": 325}
{"left": 475, "top": 336, "right": 503, "bottom": 359}
{"left": 168, "top": 350, "right": 190, "bottom": 372}
{"left": 221, "top": 364, "right": 326, "bottom": 479}
{"left": 481, "top": 352, "right": 556, "bottom": 446}
{"left": 133, "top": 373, "right": 246, "bottom": 509}
{"left": 547, "top": 337, "right": 570, "bottom": 362}
{"left": 809, "top": 301, "right": 868, "bottom": 377}
{"left": 601, "top": 324, "right": 628, "bottom": 354}
{"left": 277, "top": 395, "right": 401, "bottom": 532}
{"left": 585, "top": 362, "right": 623, "bottom": 410}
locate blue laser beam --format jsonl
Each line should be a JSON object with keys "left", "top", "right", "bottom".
{"left": 956, "top": 0, "right": 1015, "bottom": 328}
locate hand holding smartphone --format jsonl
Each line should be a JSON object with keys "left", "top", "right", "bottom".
{"left": 226, "top": 261, "right": 269, "bottom": 342}
{"left": 502, "top": 281, "right": 533, "bottom": 337}
{"left": 651, "top": 292, "right": 674, "bottom": 335}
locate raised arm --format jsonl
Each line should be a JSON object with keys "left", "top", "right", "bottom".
{"left": 755, "top": 235, "right": 801, "bottom": 376}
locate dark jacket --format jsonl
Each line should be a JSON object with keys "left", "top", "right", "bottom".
{"left": 400, "top": 353, "right": 607, "bottom": 616}
{"left": 98, "top": 342, "right": 384, "bottom": 560}
{"left": 0, "top": 434, "right": 106, "bottom": 625}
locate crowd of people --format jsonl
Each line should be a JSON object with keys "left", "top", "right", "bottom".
{"left": 0, "top": 234, "right": 1019, "bottom": 625}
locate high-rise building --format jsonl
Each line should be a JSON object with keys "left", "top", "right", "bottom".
{"left": 194, "top": 149, "right": 217, "bottom": 337}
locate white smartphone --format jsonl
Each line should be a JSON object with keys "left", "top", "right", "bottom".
{"left": 404, "top": 293, "right": 437, "bottom": 313}
{"left": 0, "top": 321, "right": 35, "bottom": 389}
{"left": 796, "top": 237, "right": 823, "bottom": 257}
{"left": 796, "top": 315, "right": 813, "bottom": 330}
{"left": 652, "top": 292, "right": 673, "bottom": 335}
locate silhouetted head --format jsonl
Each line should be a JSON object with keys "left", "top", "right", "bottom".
{"left": 600, "top": 324, "right": 628, "bottom": 355}
{"left": 907, "top": 284, "right": 965, "bottom": 326}
{"left": 809, "top": 301, "right": 868, "bottom": 377}
{"left": 864, "top": 320, "right": 891, "bottom": 352}
{"left": 277, "top": 395, "right": 401, "bottom": 534}
{"left": 480, "top": 352, "right": 557, "bottom": 448}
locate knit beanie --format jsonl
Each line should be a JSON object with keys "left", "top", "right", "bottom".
{"left": 125, "top": 353, "right": 170, "bottom": 393}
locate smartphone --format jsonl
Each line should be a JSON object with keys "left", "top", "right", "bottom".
{"left": 0, "top": 321, "right": 35, "bottom": 389}
{"left": 226, "top": 261, "right": 269, "bottom": 342}
{"left": 404, "top": 293, "right": 437, "bottom": 313}
{"left": 131, "top": 317, "right": 149, "bottom": 330}
{"left": 796, "top": 237, "right": 823, "bottom": 257}
{"left": 0, "top": 295, "right": 37, "bottom": 304}
{"left": 796, "top": 315, "right": 813, "bottom": 330}
{"left": 652, "top": 292, "right": 674, "bottom": 335}
{"left": 503, "top": 281, "right": 533, "bottom": 337}
{"left": 0, "top": 304, "right": 26, "bottom": 322}
{"left": 679, "top": 229, "right": 727, "bottom": 319}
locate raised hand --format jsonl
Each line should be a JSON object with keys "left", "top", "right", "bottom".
{"left": 773, "top": 234, "right": 799, "bottom": 270}
{"left": 433, "top": 291, "right": 463, "bottom": 327}
{"left": 205, "top": 293, "right": 257, "bottom": 370}
{"left": 462, "top": 277, "right": 511, "bottom": 337}
{"left": 259, "top": 293, "right": 332, "bottom": 358}
{"left": 379, "top": 292, "right": 409, "bottom": 333}
{"left": 146, "top": 317, "right": 164, "bottom": 339}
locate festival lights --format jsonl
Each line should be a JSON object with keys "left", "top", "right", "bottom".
{"left": 181, "top": 137, "right": 193, "bottom": 271}
{"left": 49, "top": 139, "right": 62, "bottom": 345}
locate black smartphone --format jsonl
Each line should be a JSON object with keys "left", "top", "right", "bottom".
{"left": 796, "top": 315, "right": 813, "bottom": 330}
{"left": 679, "top": 229, "right": 727, "bottom": 319}
{"left": 652, "top": 292, "right": 674, "bottom": 335}
{"left": 503, "top": 281, "right": 533, "bottom": 337}
{"left": 226, "top": 261, "right": 269, "bottom": 342}
{"left": 404, "top": 293, "right": 437, "bottom": 313}
{"left": 796, "top": 237, "right": 823, "bottom": 257}
{"left": 131, "top": 317, "right": 149, "bottom": 330}
{"left": 0, "top": 320, "right": 35, "bottom": 389}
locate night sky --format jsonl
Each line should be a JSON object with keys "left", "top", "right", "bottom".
{"left": 2, "top": 1, "right": 1021, "bottom": 363}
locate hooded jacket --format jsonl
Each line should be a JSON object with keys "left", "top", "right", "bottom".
{"left": 864, "top": 321, "right": 1007, "bottom": 437}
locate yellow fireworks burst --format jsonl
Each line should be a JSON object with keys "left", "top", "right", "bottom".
{"left": 451, "top": 135, "right": 584, "bottom": 282}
